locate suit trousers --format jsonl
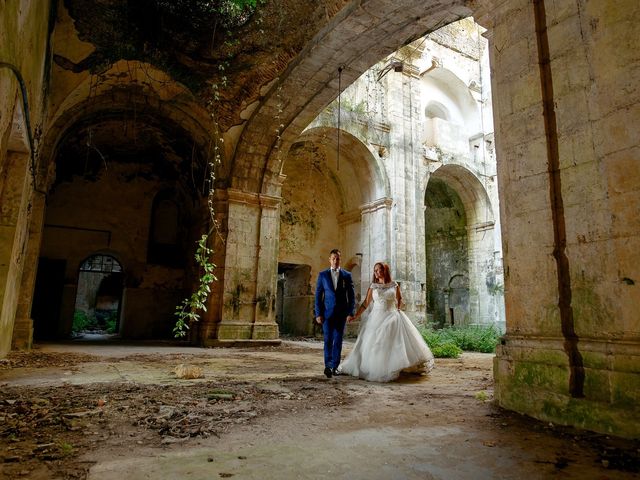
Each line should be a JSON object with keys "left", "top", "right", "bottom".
{"left": 322, "top": 315, "right": 347, "bottom": 369}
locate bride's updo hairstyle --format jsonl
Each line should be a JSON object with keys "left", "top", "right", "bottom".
{"left": 372, "top": 262, "right": 392, "bottom": 284}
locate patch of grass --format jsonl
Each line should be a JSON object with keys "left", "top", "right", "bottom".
{"left": 420, "top": 324, "right": 501, "bottom": 358}
{"left": 72, "top": 310, "right": 95, "bottom": 332}
{"left": 58, "top": 442, "right": 74, "bottom": 456}
{"left": 105, "top": 312, "right": 118, "bottom": 334}
{"left": 474, "top": 391, "right": 489, "bottom": 402}
{"left": 446, "top": 325, "right": 502, "bottom": 353}
{"left": 420, "top": 328, "right": 462, "bottom": 358}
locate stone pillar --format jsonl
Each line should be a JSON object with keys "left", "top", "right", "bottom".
{"left": 360, "top": 197, "right": 393, "bottom": 287}
{"left": 480, "top": 0, "right": 640, "bottom": 438}
{"left": 11, "top": 191, "right": 46, "bottom": 349}
{"left": 384, "top": 61, "right": 426, "bottom": 324}
{"left": 467, "top": 220, "right": 497, "bottom": 326}
{"left": 0, "top": 151, "right": 31, "bottom": 356}
{"left": 204, "top": 188, "right": 280, "bottom": 346}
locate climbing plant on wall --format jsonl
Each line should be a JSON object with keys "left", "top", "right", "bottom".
{"left": 172, "top": 0, "right": 266, "bottom": 338}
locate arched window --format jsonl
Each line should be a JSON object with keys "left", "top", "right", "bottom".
{"left": 425, "top": 101, "right": 450, "bottom": 121}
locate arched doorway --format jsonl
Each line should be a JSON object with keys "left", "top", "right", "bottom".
{"left": 276, "top": 263, "right": 313, "bottom": 336}
{"left": 425, "top": 164, "right": 502, "bottom": 328}
{"left": 425, "top": 177, "right": 469, "bottom": 326}
{"left": 73, "top": 254, "right": 123, "bottom": 338}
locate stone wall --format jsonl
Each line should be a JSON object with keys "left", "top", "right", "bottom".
{"left": 487, "top": 0, "right": 640, "bottom": 438}
{"left": 40, "top": 163, "right": 190, "bottom": 338}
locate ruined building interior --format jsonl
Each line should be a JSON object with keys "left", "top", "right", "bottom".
{"left": 1, "top": 0, "right": 638, "bottom": 448}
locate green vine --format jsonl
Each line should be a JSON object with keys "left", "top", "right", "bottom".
{"left": 173, "top": 234, "right": 217, "bottom": 337}
{"left": 173, "top": 89, "right": 225, "bottom": 337}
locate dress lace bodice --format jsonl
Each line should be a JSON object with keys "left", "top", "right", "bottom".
{"left": 371, "top": 282, "right": 398, "bottom": 312}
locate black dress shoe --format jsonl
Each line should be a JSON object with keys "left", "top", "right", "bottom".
{"left": 332, "top": 368, "right": 343, "bottom": 376}
{"left": 324, "top": 367, "right": 333, "bottom": 378}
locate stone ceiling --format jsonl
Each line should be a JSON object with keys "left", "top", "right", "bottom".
{"left": 56, "top": 0, "right": 348, "bottom": 132}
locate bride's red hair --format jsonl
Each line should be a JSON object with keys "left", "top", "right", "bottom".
{"left": 372, "top": 262, "right": 392, "bottom": 283}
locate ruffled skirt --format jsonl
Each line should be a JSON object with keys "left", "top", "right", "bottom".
{"left": 339, "top": 307, "right": 435, "bottom": 382}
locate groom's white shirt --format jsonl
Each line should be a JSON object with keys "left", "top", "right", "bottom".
{"left": 331, "top": 267, "right": 340, "bottom": 290}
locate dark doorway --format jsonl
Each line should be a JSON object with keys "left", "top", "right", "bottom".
{"left": 425, "top": 177, "right": 470, "bottom": 327}
{"left": 32, "top": 258, "right": 66, "bottom": 340}
{"left": 276, "top": 263, "right": 313, "bottom": 336}
{"left": 73, "top": 254, "right": 123, "bottom": 337}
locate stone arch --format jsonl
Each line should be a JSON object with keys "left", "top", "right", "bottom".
{"left": 293, "top": 126, "right": 390, "bottom": 207}
{"left": 427, "top": 164, "right": 494, "bottom": 228}
{"left": 38, "top": 61, "right": 216, "bottom": 184}
{"left": 424, "top": 164, "right": 497, "bottom": 327}
{"left": 279, "top": 126, "right": 391, "bottom": 308}
{"left": 34, "top": 63, "right": 216, "bottom": 342}
{"left": 227, "top": 1, "right": 477, "bottom": 195}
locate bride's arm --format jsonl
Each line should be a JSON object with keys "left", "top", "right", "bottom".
{"left": 396, "top": 283, "right": 403, "bottom": 310}
{"left": 354, "top": 288, "right": 373, "bottom": 319}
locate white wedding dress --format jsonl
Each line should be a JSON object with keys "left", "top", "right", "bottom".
{"left": 339, "top": 282, "right": 435, "bottom": 382}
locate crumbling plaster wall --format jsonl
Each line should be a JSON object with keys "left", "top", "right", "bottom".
{"left": 279, "top": 146, "right": 343, "bottom": 278}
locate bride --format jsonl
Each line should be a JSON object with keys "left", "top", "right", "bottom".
{"left": 339, "top": 262, "right": 435, "bottom": 382}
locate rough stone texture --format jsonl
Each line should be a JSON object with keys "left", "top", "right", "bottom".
{"left": 0, "top": 0, "right": 51, "bottom": 356}
{"left": 488, "top": 0, "right": 640, "bottom": 438}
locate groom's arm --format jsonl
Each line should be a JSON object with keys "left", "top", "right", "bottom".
{"left": 314, "top": 273, "right": 325, "bottom": 324}
{"left": 346, "top": 272, "right": 356, "bottom": 319}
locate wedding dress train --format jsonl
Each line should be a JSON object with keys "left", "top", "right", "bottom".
{"left": 339, "top": 282, "right": 435, "bottom": 382}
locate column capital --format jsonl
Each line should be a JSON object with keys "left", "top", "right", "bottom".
{"left": 223, "top": 188, "right": 282, "bottom": 209}
{"left": 360, "top": 197, "right": 393, "bottom": 214}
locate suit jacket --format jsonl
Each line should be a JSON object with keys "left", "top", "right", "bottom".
{"left": 314, "top": 268, "right": 356, "bottom": 320}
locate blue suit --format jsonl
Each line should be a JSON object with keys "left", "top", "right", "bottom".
{"left": 314, "top": 268, "right": 356, "bottom": 369}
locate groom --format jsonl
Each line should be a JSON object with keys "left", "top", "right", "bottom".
{"left": 314, "top": 249, "right": 355, "bottom": 378}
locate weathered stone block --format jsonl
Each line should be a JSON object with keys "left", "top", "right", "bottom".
{"left": 495, "top": 342, "right": 640, "bottom": 438}
{"left": 603, "top": 149, "right": 640, "bottom": 196}
{"left": 594, "top": 103, "right": 640, "bottom": 157}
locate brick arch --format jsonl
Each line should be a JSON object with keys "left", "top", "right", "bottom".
{"left": 229, "top": 0, "right": 478, "bottom": 195}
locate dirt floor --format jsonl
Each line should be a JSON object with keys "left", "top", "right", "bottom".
{"left": 1, "top": 339, "right": 639, "bottom": 480}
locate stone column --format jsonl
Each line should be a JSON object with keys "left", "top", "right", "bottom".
{"left": 480, "top": 0, "right": 640, "bottom": 438}
{"left": 360, "top": 197, "right": 393, "bottom": 286}
{"left": 0, "top": 151, "right": 31, "bottom": 356}
{"left": 467, "top": 220, "right": 496, "bottom": 326}
{"left": 384, "top": 61, "right": 426, "bottom": 323}
{"left": 203, "top": 188, "right": 280, "bottom": 346}
{"left": 11, "top": 191, "right": 46, "bottom": 349}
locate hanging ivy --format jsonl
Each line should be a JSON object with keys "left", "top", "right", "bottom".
{"left": 173, "top": 234, "right": 216, "bottom": 338}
